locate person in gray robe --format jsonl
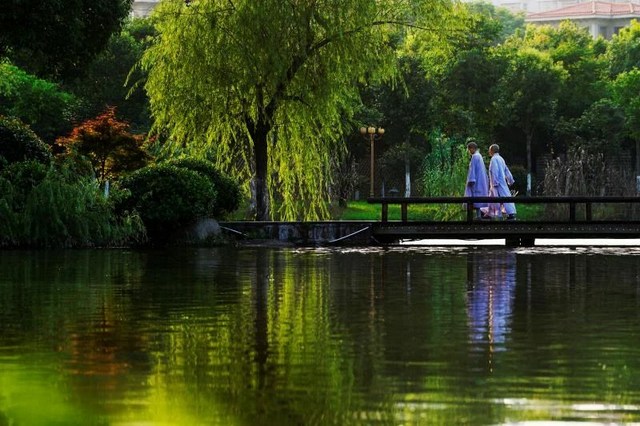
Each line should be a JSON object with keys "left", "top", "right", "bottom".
{"left": 488, "top": 144, "right": 516, "bottom": 220}
{"left": 464, "top": 141, "right": 489, "bottom": 219}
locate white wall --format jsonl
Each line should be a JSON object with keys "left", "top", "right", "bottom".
{"left": 131, "top": 0, "right": 159, "bottom": 18}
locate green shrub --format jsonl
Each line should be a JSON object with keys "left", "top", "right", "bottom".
{"left": 163, "top": 157, "right": 241, "bottom": 218}
{"left": 117, "top": 163, "right": 217, "bottom": 239}
{"left": 0, "top": 116, "right": 52, "bottom": 167}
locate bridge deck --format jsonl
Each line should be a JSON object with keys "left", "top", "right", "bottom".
{"left": 373, "top": 221, "right": 640, "bottom": 239}
{"left": 368, "top": 196, "right": 640, "bottom": 246}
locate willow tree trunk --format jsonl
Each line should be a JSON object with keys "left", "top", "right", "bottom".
{"left": 252, "top": 136, "right": 270, "bottom": 221}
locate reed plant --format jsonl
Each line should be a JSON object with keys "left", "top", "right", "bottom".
{"left": 420, "top": 132, "right": 469, "bottom": 220}
{"left": 0, "top": 160, "right": 145, "bottom": 248}
{"left": 542, "top": 147, "right": 636, "bottom": 220}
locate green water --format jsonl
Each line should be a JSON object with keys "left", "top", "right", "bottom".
{"left": 1, "top": 247, "right": 640, "bottom": 425}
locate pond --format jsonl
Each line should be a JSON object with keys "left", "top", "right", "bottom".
{"left": 1, "top": 246, "right": 640, "bottom": 425}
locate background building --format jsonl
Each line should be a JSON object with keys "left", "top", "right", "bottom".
{"left": 526, "top": 1, "right": 640, "bottom": 38}
{"left": 131, "top": 0, "right": 159, "bottom": 17}
{"left": 464, "top": 0, "right": 640, "bottom": 13}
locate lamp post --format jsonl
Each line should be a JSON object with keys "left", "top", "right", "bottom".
{"left": 360, "top": 126, "right": 385, "bottom": 198}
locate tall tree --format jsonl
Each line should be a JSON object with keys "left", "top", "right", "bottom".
{"left": 142, "top": 0, "right": 456, "bottom": 220}
{"left": 426, "top": 3, "right": 511, "bottom": 142}
{"left": 68, "top": 18, "right": 156, "bottom": 133}
{"left": 362, "top": 56, "right": 436, "bottom": 198}
{"left": 611, "top": 70, "right": 640, "bottom": 175}
{"left": 0, "top": 0, "right": 132, "bottom": 81}
{"left": 495, "top": 46, "right": 565, "bottom": 195}
{"left": 520, "top": 22, "right": 607, "bottom": 121}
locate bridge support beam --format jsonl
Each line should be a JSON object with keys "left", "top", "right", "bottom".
{"left": 506, "top": 237, "right": 536, "bottom": 247}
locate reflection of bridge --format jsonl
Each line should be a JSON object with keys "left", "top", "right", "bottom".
{"left": 369, "top": 196, "right": 640, "bottom": 246}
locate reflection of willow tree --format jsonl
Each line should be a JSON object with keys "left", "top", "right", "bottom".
{"left": 146, "top": 249, "right": 375, "bottom": 424}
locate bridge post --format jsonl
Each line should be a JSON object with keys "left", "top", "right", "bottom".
{"left": 382, "top": 202, "right": 388, "bottom": 223}
{"left": 401, "top": 203, "right": 408, "bottom": 222}
{"left": 586, "top": 203, "right": 592, "bottom": 222}
{"left": 569, "top": 202, "right": 576, "bottom": 223}
{"left": 506, "top": 237, "right": 536, "bottom": 247}
{"left": 466, "top": 202, "right": 474, "bottom": 223}
{"left": 505, "top": 237, "right": 520, "bottom": 247}
{"left": 520, "top": 237, "right": 535, "bottom": 247}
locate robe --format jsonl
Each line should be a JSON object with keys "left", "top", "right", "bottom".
{"left": 464, "top": 152, "right": 489, "bottom": 208}
{"left": 488, "top": 153, "right": 516, "bottom": 216}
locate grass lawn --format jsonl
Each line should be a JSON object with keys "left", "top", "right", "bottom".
{"left": 337, "top": 200, "right": 544, "bottom": 221}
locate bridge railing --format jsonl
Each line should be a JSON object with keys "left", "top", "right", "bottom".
{"left": 367, "top": 196, "right": 640, "bottom": 223}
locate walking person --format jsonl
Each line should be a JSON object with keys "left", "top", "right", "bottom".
{"left": 488, "top": 144, "right": 516, "bottom": 220}
{"left": 464, "top": 140, "right": 489, "bottom": 219}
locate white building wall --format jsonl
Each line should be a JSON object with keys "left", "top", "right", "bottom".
{"left": 131, "top": 0, "right": 159, "bottom": 18}
{"left": 463, "top": 0, "right": 639, "bottom": 14}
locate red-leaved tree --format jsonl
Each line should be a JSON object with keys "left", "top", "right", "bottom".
{"left": 57, "top": 107, "right": 150, "bottom": 184}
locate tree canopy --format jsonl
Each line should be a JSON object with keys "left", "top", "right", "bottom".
{"left": 142, "top": 0, "right": 457, "bottom": 220}
{"left": 0, "top": 61, "right": 78, "bottom": 143}
{"left": 0, "top": 0, "right": 132, "bottom": 81}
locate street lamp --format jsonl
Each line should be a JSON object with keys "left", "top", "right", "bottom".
{"left": 360, "top": 126, "right": 385, "bottom": 197}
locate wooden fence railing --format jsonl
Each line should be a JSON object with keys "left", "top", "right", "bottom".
{"left": 367, "top": 196, "right": 640, "bottom": 223}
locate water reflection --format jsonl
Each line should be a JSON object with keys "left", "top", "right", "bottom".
{"left": 466, "top": 251, "right": 517, "bottom": 354}
{"left": 2, "top": 248, "right": 640, "bottom": 424}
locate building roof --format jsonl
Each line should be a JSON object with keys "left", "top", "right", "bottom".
{"left": 527, "top": 1, "right": 640, "bottom": 20}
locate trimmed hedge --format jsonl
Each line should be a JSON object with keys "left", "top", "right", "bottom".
{"left": 117, "top": 163, "right": 217, "bottom": 239}
{"left": 164, "top": 158, "right": 241, "bottom": 218}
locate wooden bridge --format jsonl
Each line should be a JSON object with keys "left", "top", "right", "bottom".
{"left": 368, "top": 196, "right": 640, "bottom": 246}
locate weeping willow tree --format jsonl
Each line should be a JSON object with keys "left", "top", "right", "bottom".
{"left": 141, "top": 0, "right": 456, "bottom": 220}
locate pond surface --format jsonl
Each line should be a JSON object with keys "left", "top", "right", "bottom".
{"left": 2, "top": 247, "right": 640, "bottom": 425}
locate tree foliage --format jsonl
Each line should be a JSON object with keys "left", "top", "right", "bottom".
{"left": 0, "top": 0, "right": 132, "bottom": 81}
{"left": 142, "top": 0, "right": 456, "bottom": 220}
{"left": 518, "top": 22, "right": 607, "bottom": 120}
{"left": 607, "top": 19, "right": 640, "bottom": 77}
{"left": 465, "top": 1, "right": 525, "bottom": 42}
{"left": 611, "top": 69, "right": 640, "bottom": 146}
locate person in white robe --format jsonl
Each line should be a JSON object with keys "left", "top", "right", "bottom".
{"left": 464, "top": 141, "right": 489, "bottom": 219}
{"left": 488, "top": 144, "right": 516, "bottom": 220}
